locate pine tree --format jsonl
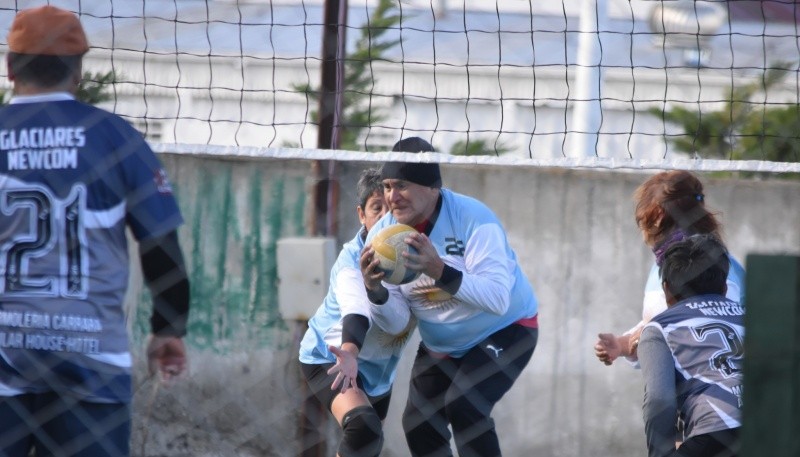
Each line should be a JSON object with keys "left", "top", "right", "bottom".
{"left": 294, "top": 0, "right": 401, "bottom": 151}
{"left": 651, "top": 63, "right": 799, "bottom": 167}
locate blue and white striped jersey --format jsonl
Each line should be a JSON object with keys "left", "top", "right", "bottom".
{"left": 640, "top": 294, "right": 744, "bottom": 457}
{"left": 0, "top": 93, "right": 183, "bottom": 403}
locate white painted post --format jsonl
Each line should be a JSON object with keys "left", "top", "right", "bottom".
{"left": 568, "top": 0, "right": 607, "bottom": 158}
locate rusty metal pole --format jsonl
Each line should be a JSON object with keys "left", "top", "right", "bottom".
{"left": 323, "top": 0, "right": 347, "bottom": 238}
{"left": 313, "top": 0, "right": 347, "bottom": 238}
{"left": 318, "top": 0, "right": 347, "bottom": 152}
{"left": 301, "top": 1, "right": 348, "bottom": 456}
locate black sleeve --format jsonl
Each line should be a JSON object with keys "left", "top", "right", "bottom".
{"left": 341, "top": 314, "right": 370, "bottom": 350}
{"left": 435, "top": 264, "right": 463, "bottom": 295}
{"left": 366, "top": 287, "right": 389, "bottom": 305}
{"left": 139, "top": 230, "right": 190, "bottom": 337}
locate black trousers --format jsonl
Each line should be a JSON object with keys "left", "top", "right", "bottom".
{"left": 402, "top": 324, "right": 538, "bottom": 457}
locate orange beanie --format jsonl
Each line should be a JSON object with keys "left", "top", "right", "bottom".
{"left": 7, "top": 5, "right": 89, "bottom": 56}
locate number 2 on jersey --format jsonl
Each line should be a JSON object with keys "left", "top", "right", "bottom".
{"left": 691, "top": 322, "right": 744, "bottom": 378}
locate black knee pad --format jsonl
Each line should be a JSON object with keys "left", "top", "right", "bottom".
{"left": 338, "top": 405, "right": 383, "bottom": 457}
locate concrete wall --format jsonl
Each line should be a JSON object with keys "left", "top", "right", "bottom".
{"left": 127, "top": 152, "right": 800, "bottom": 456}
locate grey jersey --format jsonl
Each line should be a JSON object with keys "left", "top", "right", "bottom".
{"left": 0, "top": 94, "right": 183, "bottom": 402}
{"left": 639, "top": 294, "right": 743, "bottom": 457}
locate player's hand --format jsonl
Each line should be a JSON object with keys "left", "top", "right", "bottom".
{"left": 594, "top": 333, "right": 622, "bottom": 366}
{"left": 360, "top": 244, "right": 385, "bottom": 291}
{"left": 327, "top": 345, "right": 359, "bottom": 394}
{"left": 146, "top": 335, "right": 188, "bottom": 383}
{"left": 403, "top": 232, "right": 445, "bottom": 280}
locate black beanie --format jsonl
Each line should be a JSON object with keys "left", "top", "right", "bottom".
{"left": 381, "top": 137, "right": 442, "bottom": 188}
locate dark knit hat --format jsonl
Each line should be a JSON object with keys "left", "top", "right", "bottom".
{"left": 381, "top": 137, "right": 442, "bottom": 188}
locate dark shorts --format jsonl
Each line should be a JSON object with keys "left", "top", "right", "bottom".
{"left": 300, "top": 362, "right": 392, "bottom": 420}
{"left": 0, "top": 393, "right": 131, "bottom": 457}
{"left": 675, "top": 428, "right": 740, "bottom": 457}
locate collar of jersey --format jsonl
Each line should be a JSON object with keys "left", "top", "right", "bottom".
{"left": 9, "top": 92, "right": 75, "bottom": 104}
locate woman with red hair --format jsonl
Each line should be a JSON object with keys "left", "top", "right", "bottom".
{"left": 594, "top": 170, "right": 745, "bottom": 366}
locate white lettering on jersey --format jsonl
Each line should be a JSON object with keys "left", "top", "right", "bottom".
{"left": 24, "top": 333, "right": 100, "bottom": 353}
{"left": 52, "top": 314, "right": 103, "bottom": 332}
{"left": 0, "top": 332, "right": 24, "bottom": 348}
{"left": 0, "top": 311, "right": 101, "bottom": 333}
{"left": 3, "top": 127, "right": 84, "bottom": 170}
{"left": 1, "top": 127, "right": 85, "bottom": 149}
{"left": 7, "top": 148, "right": 78, "bottom": 170}
{"left": 0, "top": 311, "right": 51, "bottom": 329}
{"left": 698, "top": 305, "right": 744, "bottom": 316}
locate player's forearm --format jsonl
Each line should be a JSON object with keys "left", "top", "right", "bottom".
{"left": 369, "top": 292, "right": 411, "bottom": 335}
{"left": 434, "top": 263, "right": 463, "bottom": 295}
{"left": 643, "top": 391, "right": 679, "bottom": 457}
{"left": 617, "top": 334, "right": 634, "bottom": 357}
{"left": 640, "top": 329, "right": 678, "bottom": 457}
{"left": 455, "top": 273, "right": 512, "bottom": 315}
{"left": 447, "top": 224, "right": 513, "bottom": 315}
{"left": 339, "top": 342, "right": 361, "bottom": 358}
{"left": 366, "top": 285, "right": 389, "bottom": 304}
{"left": 140, "top": 231, "right": 190, "bottom": 337}
{"left": 341, "top": 314, "right": 369, "bottom": 350}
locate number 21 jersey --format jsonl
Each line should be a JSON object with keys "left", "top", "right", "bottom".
{"left": 0, "top": 94, "right": 183, "bottom": 403}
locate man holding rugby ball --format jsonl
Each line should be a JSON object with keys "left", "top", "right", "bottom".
{"left": 361, "top": 137, "right": 539, "bottom": 457}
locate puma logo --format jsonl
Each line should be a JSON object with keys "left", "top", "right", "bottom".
{"left": 486, "top": 344, "right": 503, "bottom": 358}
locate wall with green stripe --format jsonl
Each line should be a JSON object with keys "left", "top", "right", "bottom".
{"left": 125, "top": 154, "right": 800, "bottom": 457}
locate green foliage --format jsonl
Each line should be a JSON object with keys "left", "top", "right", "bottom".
{"left": 294, "top": 0, "right": 401, "bottom": 151}
{"left": 651, "top": 63, "right": 799, "bottom": 166}
{"left": 739, "top": 106, "right": 800, "bottom": 163}
{"left": 449, "top": 138, "right": 512, "bottom": 156}
{"left": 76, "top": 70, "right": 116, "bottom": 105}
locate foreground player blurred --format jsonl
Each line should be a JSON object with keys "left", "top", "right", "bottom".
{"left": 0, "top": 6, "right": 190, "bottom": 456}
{"left": 299, "top": 168, "right": 415, "bottom": 457}
{"left": 361, "top": 137, "right": 539, "bottom": 457}
{"left": 639, "top": 235, "right": 743, "bottom": 457}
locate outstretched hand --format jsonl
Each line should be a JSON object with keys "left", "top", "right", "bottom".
{"left": 594, "top": 333, "right": 622, "bottom": 366}
{"left": 147, "top": 335, "right": 188, "bottom": 383}
{"left": 327, "top": 345, "right": 359, "bottom": 394}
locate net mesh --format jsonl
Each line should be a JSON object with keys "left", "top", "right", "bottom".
{"left": 2, "top": 1, "right": 800, "bottom": 172}
{"left": 0, "top": 3, "right": 796, "bottom": 455}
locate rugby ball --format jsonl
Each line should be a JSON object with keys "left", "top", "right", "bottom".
{"left": 372, "top": 224, "right": 421, "bottom": 285}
